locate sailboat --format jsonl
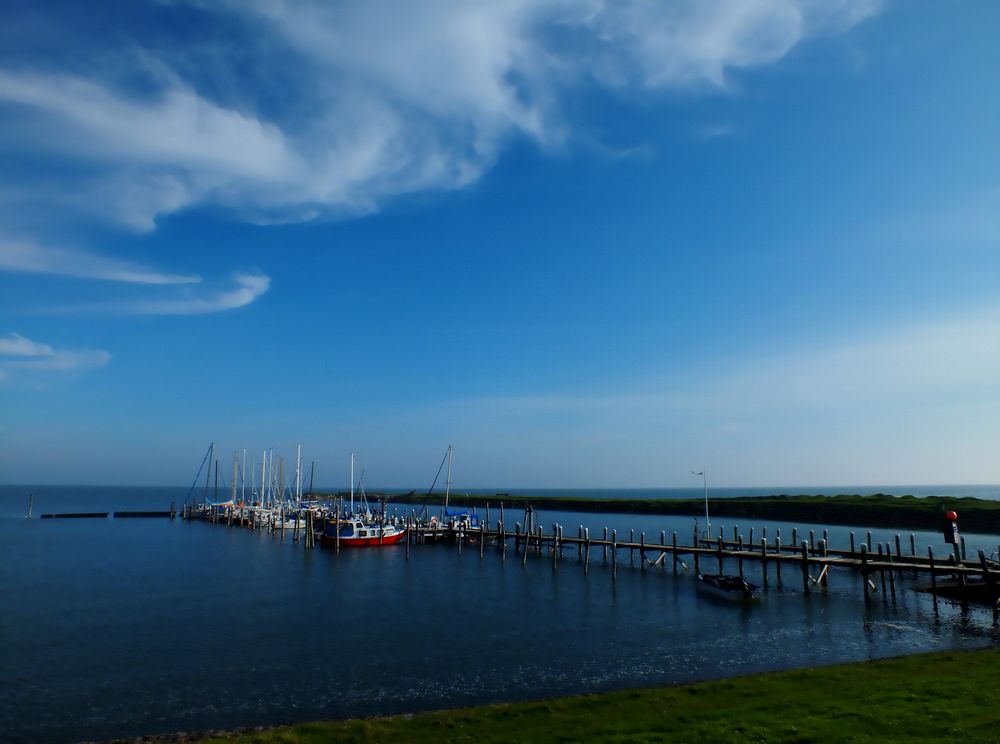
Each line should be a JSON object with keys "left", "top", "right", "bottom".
{"left": 438, "top": 445, "right": 480, "bottom": 532}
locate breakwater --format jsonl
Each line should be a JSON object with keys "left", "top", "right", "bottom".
{"left": 358, "top": 492, "right": 1000, "bottom": 534}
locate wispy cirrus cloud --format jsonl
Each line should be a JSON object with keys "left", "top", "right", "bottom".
{"left": 122, "top": 272, "right": 270, "bottom": 315}
{"left": 0, "top": 236, "right": 200, "bottom": 284}
{"left": 0, "top": 0, "right": 884, "bottom": 231}
{"left": 0, "top": 332, "right": 110, "bottom": 383}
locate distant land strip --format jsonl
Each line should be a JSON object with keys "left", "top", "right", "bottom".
{"left": 311, "top": 491, "right": 1000, "bottom": 535}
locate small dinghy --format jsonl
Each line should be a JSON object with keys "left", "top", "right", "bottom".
{"left": 697, "top": 573, "right": 759, "bottom": 601}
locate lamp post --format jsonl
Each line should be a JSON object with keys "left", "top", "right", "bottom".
{"left": 692, "top": 470, "right": 709, "bottom": 538}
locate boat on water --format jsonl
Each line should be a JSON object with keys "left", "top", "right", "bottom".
{"left": 697, "top": 573, "right": 759, "bottom": 601}
{"left": 319, "top": 517, "right": 406, "bottom": 547}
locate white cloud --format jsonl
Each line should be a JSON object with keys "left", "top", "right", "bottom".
{"left": 0, "top": 332, "right": 53, "bottom": 356}
{"left": 0, "top": 332, "right": 110, "bottom": 382}
{"left": 124, "top": 272, "right": 271, "bottom": 315}
{"left": 0, "top": 0, "right": 883, "bottom": 230}
{"left": 0, "top": 236, "right": 200, "bottom": 284}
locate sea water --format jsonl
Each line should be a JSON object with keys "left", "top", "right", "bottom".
{"left": 1, "top": 485, "right": 998, "bottom": 743}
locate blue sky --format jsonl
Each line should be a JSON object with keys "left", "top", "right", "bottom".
{"left": 1, "top": 0, "right": 998, "bottom": 488}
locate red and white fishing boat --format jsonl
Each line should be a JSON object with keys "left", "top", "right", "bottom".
{"left": 319, "top": 517, "right": 407, "bottom": 547}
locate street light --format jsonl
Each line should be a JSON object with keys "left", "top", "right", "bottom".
{"left": 692, "top": 470, "right": 709, "bottom": 538}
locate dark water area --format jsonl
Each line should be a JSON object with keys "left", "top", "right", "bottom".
{"left": 2, "top": 486, "right": 999, "bottom": 743}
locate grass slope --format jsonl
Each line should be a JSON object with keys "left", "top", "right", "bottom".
{"left": 198, "top": 647, "right": 999, "bottom": 743}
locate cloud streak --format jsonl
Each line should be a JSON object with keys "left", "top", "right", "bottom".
{"left": 0, "top": 332, "right": 110, "bottom": 382}
{"left": 125, "top": 272, "right": 271, "bottom": 315}
{"left": 0, "top": 236, "right": 201, "bottom": 284}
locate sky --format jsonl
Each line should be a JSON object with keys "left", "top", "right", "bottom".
{"left": 0, "top": 0, "right": 998, "bottom": 489}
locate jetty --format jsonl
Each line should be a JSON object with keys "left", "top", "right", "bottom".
{"left": 180, "top": 499, "right": 1000, "bottom": 607}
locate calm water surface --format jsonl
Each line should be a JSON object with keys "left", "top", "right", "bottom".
{"left": 2, "top": 486, "right": 998, "bottom": 743}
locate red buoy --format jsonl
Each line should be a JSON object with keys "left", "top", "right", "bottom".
{"left": 945, "top": 510, "right": 958, "bottom": 521}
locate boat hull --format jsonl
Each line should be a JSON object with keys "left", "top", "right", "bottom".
{"left": 319, "top": 530, "right": 407, "bottom": 548}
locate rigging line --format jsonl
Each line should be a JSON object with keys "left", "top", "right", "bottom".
{"left": 426, "top": 447, "right": 449, "bottom": 496}
{"left": 185, "top": 443, "right": 213, "bottom": 505}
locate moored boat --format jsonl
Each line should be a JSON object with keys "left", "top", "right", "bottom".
{"left": 319, "top": 517, "right": 406, "bottom": 547}
{"left": 697, "top": 573, "right": 758, "bottom": 600}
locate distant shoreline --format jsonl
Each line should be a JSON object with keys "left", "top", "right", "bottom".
{"left": 311, "top": 491, "right": 1000, "bottom": 535}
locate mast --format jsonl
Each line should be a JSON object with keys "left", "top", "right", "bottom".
{"left": 241, "top": 448, "right": 246, "bottom": 503}
{"left": 268, "top": 448, "right": 274, "bottom": 506}
{"left": 213, "top": 459, "right": 218, "bottom": 502}
{"left": 445, "top": 444, "right": 452, "bottom": 509}
{"left": 295, "top": 444, "right": 302, "bottom": 501}
{"left": 278, "top": 456, "right": 284, "bottom": 505}
{"left": 308, "top": 461, "right": 315, "bottom": 499}
{"left": 261, "top": 451, "right": 266, "bottom": 507}
{"left": 231, "top": 450, "right": 238, "bottom": 503}
{"left": 350, "top": 452, "right": 355, "bottom": 515}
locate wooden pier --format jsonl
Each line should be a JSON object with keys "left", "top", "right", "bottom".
{"left": 181, "top": 499, "right": 1000, "bottom": 606}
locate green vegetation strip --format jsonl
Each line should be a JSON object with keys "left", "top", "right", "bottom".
{"left": 196, "top": 647, "right": 999, "bottom": 743}
{"left": 340, "top": 492, "right": 1000, "bottom": 534}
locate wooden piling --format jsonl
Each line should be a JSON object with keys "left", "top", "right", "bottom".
{"left": 603, "top": 527, "right": 608, "bottom": 562}
{"left": 749, "top": 526, "right": 754, "bottom": 545}
{"left": 717, "top": 536, "right": 724, "bottom": 574}
{"left": 640, "top": 532, "right": 645, "bottom": 571}
{"left": 406, "top": 515, "right": 411, "bottom": 559}
{"left": 552, "top": 524, "right": 558, "bottom": 569}
{"left": 584, "top": 528, "right": 591, "bottom": 574}
{"left": 979, "top": 550, "right": 995, "bottom": 591}
{"left": 672, "top": 532, "right": 678, "bottom": 575}
{"left": 760, "top": 538, "right": 768, "bottom": 588}
{"left": 960, "top": 536, "right": 967, "bottom": 561}
{"left": 629, "top": 529, "right": 635, "bottom": 566}
{"left": 792, "top": 527, "right": 797, "bottom": 547}
{"left": 480, "top": 523, "right": 486, "bottom": 559}
{"left": 861, "top": 544, "right": 870, "bottom": 600}
{"left": 611, "top": 529, "right": 618, "bottom": 582}
{"left": 775, "top": 536, "right": 782, "bottom": 582}
{"left": 521, "top": 524, "right": 529, "bottom": 567}
{"left": 894, "top": 534, "right": 903, "bottom": 579}
{"left": 850, "top": 531, "right": 855, "bottom": 555}
{"left": 886, "top": 545, "right": 896, "bottom": 596}
{"left": 877, "top": 544, "right": 887, "bottom": 595}
{"left": 800, "top": 541, "right": 810, "bottom": 592}
{"left": 928, "top": 546, "right": 937, "bottom": 609}
{"left": 515, "top": 522, "right": 521, "bottom": 553}
{"left": 809, "top": 530, "right": 815, "bottom": 553}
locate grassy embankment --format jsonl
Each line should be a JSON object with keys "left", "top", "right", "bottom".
{"left": 314, "top": 491, "right": 1000, "bottom": 534}
{"left": 194, "top": 647, "right": 999, "bottom": 743}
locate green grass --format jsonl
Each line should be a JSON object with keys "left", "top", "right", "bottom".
{"left": 196, "top": 648, "right": 1000, "bottom": 743}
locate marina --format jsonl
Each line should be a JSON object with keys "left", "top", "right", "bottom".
{"left": 3, "top": 484, "right": 999, "bottom": 743}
